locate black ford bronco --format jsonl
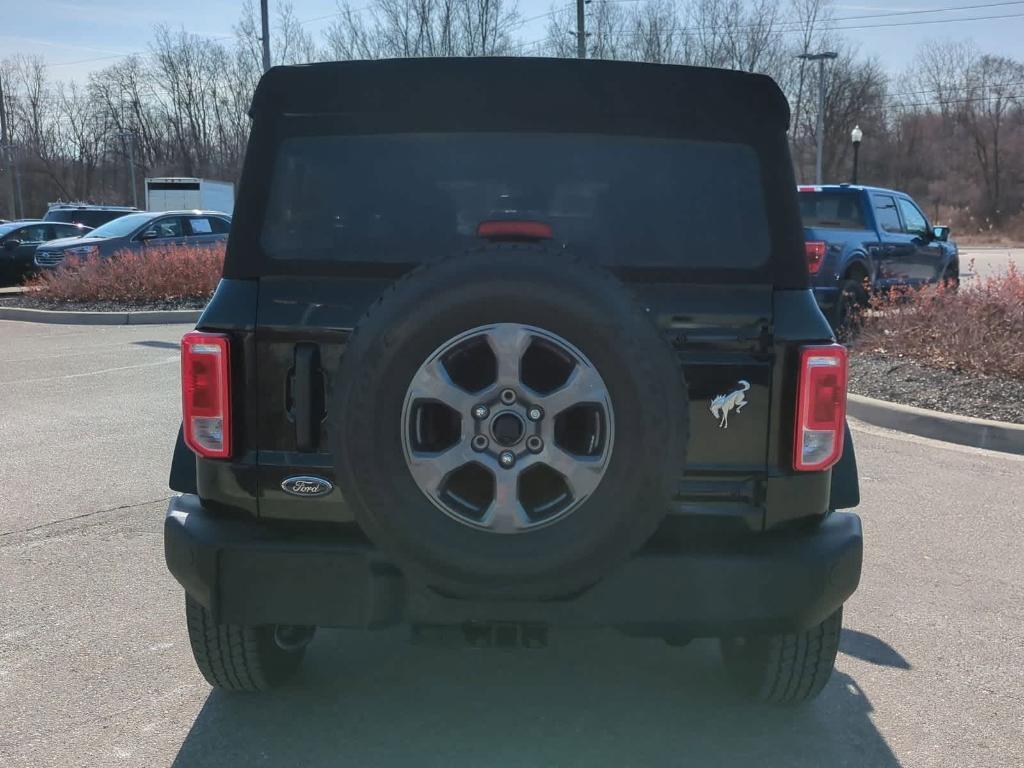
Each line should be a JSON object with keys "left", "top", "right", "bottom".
{"left": 166, "top": 57, "right": 862, "bottom": 704}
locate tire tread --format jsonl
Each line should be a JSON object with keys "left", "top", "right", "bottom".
{"left": 722, "top": 607, "right": 843, "bottom": 705}
{"left": 184, "top": 595, "right": 302, "bottom": 692}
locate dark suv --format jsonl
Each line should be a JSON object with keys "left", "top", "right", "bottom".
{"left": 0, "top": 219, "right": 91, "bottom": 282}
{"left": 34, "top": 210, "right": 230, "bottom": 268}
{"left": 165, "top": 58, "right": 862, "bottom": 704}
{"left": 43, "top": 203, "right": 139, "bottom": 228}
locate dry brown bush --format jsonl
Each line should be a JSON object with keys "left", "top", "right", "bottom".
{"left": 856, "top": 262, "right": 1024, "bottom": 380}
{"left": 25, "top": 244, "right": 224, "bottom": 303}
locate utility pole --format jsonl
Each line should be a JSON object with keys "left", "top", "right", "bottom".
{"left": 260, "top": 0, "right": 272, "bottom": 72}
{"left": 797, "top": 51, "right": 838, "bottom": 185}
{"left": 0, "top": 68, "right": 18, "bottom": 219}
{"left": 118, "top": 131, "right": 139, "bottom": 208}
{"left": 12, "top": 148, "right": 22, "bottom": 218}
{"left": 576, "top": 0, "right": 586, "bottom": 59}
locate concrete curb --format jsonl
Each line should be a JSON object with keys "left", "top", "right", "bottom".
{"left": 0, "top": 305, "right": 201, "bottom": 325}
{"left": 848, "top": 393, "right": 1024, "bottom": 455}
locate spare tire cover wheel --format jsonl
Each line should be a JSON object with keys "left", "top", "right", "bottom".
{"left": 331, "top": 251, "right": 689, "bottom": 599}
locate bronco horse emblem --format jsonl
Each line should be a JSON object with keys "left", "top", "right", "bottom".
{"left": 709, "top": 380, "right": 751, "bottom": 429}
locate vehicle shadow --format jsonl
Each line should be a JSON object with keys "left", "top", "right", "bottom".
{"left": 841, "top": 628, "right": 911, "bottom": 670}
{"left": 171, "top": 628, "right": 902, "bottom": 768}
{"left": 133, "top": 340, "right": 182, "bottom": 350}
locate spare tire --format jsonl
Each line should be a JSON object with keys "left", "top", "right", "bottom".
{"left": 331, "top": 247, "right": 688, "bottom": 599}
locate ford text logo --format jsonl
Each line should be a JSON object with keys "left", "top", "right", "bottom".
{"left": 281, "top": 476, "right": 333, "bottom": 498}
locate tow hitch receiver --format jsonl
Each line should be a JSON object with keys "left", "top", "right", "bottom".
{"left": 411, "top": 622, "right": 549, "bottom": 649}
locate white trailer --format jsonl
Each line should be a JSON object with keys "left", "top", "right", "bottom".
{"left": 145, "top": 177, "right": 235, "bottom": 214}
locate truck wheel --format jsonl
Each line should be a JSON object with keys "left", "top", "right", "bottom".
{"left": 941, "top": 265, "right": 959, "bottom": 292}
{"left": 719, "top": 607, "right": 842, "bottom": 705}
{"left": 833, "top": 279, "right": 867, "bottom": 337}
{"left": 184, "top": 595, "right": 309, "bottom": 691}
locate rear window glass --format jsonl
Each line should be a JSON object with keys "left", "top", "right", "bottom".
{"left": 261, "top": 133, "right": 770, "bottom": 270}
{"left": 798, "top": 191, "right": 866, "bottom": 230}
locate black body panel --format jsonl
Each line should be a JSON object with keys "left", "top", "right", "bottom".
{"left": 166, "top": 494, "right": 861, "bottom": 634}
{"left": 169, "top": 425, "right": 197, "bottom": 495}
{"left": 172, "top": 279, "right": 852, "bottom": 529}
{"left": 829, "top": 426, "right": 860, "bottom": 510}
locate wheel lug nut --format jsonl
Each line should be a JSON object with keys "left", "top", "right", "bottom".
{"left": 473, "top": 404, "right": 490, "bottom": 420}
{"left": 472, "top": 435, "right": 489, "bottom": 452}
{"left": 526, "top": 436, "right": 543, "bottom": 453}
{"left": 500, "top": 388, "right": 517, "bottom": 405}
{"left": 527, "top": 406, "right": 543, "bottom": 421}
{"left": 499, "top": 451, "right": 516, "bottom": 468}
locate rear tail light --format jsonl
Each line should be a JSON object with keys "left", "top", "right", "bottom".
{"left": 793, "top": 344, "right": 847, "bottom": 472}
{"left": 477, "top": 220, "right": 553, "bottom": 241}
{"left": 181, "top": 331, "right": 232, "bottom": 459}
{"left": 805, "top": 241, "right": 826, "bottom": 274}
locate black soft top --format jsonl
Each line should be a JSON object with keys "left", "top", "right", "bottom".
{"left": 250, "top": 57, "right": 789, "bottom": 141}
{"left": 228, "top": 58, "right": 807, "bottom": 288}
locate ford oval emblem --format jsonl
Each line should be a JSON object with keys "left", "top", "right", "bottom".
{"left": 281, "top": 476, "right": 333, "bottom": 498}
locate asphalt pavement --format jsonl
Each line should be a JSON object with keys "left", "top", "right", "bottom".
{"left": 1, "top": 319, "right": 1023, "bottom": 768}
{"left": 958, "top": 245, "right": 1021, "bottom": 280}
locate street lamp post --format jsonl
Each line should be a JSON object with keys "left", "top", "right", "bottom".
{"left": 850, "top": 125, "right": 863, "bottom": 185}
{"left": 797, "top": 51, "right": 838, "bottom": 185}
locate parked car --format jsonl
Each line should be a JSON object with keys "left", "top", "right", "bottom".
{"left": 0, "top": 219, "right": 92, "bottom": 283}
{"left": 799, "top": 184, "right": 958, "bottom": 328}
{"left": 165, "top": 58, "right": 862, "bottom": 704}
{"left": 34, "top": 210, "right": 230, "bottom": 268}
{"left": 44, "top": 203, "right": 140, "bottom": 228}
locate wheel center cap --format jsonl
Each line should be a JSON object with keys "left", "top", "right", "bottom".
{"left": 490, "top": 412, "right": 525, "bottom": 447}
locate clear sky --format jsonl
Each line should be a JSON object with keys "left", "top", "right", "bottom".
{"left": 0, "top": 0, "right": 1021, "bottom": 84}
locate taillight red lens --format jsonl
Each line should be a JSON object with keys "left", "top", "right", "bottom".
{"left": 805, "top": 241, "right": 826, "bottom": 274}
{"left": 477, "top": 220, "right": 553, "bottom": 241}
{"left": 181, "top": 331, "right": 231, "bottom": 459}
{"left": 793, "top": 344, "right": 847, "bottom": 472}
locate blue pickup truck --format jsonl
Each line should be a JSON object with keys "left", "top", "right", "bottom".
{"left": 799, "top": 184, "right": 959, "bottom": 328}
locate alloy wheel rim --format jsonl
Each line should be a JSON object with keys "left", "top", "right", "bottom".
{"left": 401, "top": 323, "right": 614, "bottom": 533}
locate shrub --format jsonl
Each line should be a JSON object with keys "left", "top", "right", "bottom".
{"left": 25, "top": 243, "right": 224, "bottom": 303}
{"left": 856, "top": 262, "right": 1024, "bottom": 380}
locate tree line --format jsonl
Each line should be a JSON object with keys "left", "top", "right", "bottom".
{"left": 1, "top": 0, "right": 1022, "bottom": 232}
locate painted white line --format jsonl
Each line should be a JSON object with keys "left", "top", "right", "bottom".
{"left": 1, "top": 355, "right": 179, "bottom": 385}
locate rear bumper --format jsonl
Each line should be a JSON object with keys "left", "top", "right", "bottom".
{"left": 165, "top": 494, "right": 862, "bottom": 636}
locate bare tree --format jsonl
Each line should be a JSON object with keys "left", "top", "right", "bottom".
{"left": 1, "top": 1, "right": 1023, "bottom": 230}
{"left": 911, "top": 41, "right": 1024, "bottom": 221}
{"left": 628, "top": 0, "right": 683, "bottom": 64}
{"left": 459, "top": 0, "right": 520, "bottom": 56}
{"left": 326, "top": 0, "right": 518, "bottom": 59}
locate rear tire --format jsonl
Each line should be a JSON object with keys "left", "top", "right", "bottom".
{"left": 719, "top": 607, "right": 843, "bottom": 705}
{"left": 184, "top": 595, "right": 308, "bottom": 691}
{"left": 832, "top": 278, "right": 868, "bottom": 338}
{"left": 941, "top": 264, "right": 960, "bottom": 292}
